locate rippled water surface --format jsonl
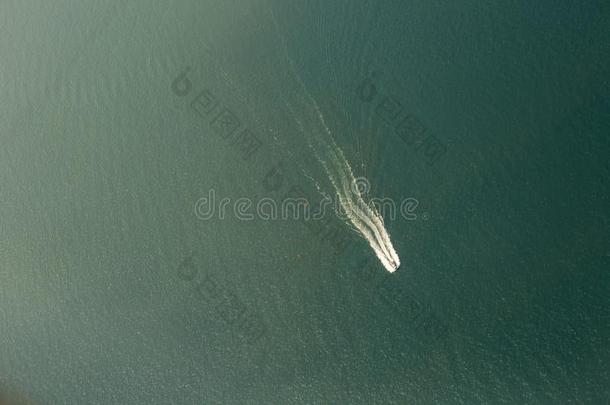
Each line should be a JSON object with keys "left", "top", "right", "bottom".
{"left": 1, "top": 1, "right": 608, "bottom": 403}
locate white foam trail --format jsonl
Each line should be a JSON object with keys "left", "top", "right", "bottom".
{"left": 286, "top": 96, "right": 401, "bottom": 273}
{"left": 316, "top": 121, "right": 401, "bottom": 273}
{"left": 270, "top": 8, "right": 401, "bottom": 272}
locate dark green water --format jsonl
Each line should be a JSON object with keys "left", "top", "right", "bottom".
{"left": 1, "top": 1, "right": 608, "bottom": 403}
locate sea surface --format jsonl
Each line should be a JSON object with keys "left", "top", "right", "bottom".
{"left": 1, "top": 1, "right": 608, "bottom": 403}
